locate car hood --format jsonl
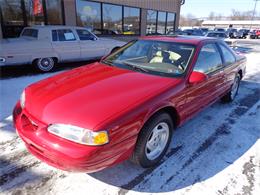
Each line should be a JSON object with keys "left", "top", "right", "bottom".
{"left": 25, "top": 63, "right": 181, "bottom": 130}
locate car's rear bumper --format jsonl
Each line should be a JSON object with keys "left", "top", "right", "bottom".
{"left": 13, "top": 102, "right": 135, "bottom": 172}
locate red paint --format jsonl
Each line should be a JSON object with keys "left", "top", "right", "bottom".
{"left": 13, "top": 37, "right": 246, "bottom": 172}
{"left": 189, "top": 71, "right": 208, "bottom": 85}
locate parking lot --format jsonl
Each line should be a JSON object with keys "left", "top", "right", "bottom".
{"left": 0, "top": 40, "right": 260, "bottom": 195}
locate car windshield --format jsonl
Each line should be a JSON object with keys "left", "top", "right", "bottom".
{"left": 102, "top": 40, "right": 196, "bottom": 77}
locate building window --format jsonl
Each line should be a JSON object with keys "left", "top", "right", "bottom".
{"left": 0, "top": 0, "right": 24, "bottom": 26}
{"left": 166, "top": 12, "right": 175, "bottom": 34}
{"left": 146, "top": 10, "right": 157, "bottom": 35}
{"left": 76, "top": 0, "right": 101, "bottom": 33}
{"left": 0, "top": 0, "right": 25, "bottom": 37}
{"left": 24, "top": 0, "right": 45, "bottom": 25}
{"left": 157, "top": 11, "right": 166, "bottom": 34}
{"left": 123, "top": 6, "right": 140, "bottom": 35}
{"left": 45, "top": 0, "right": 64, "bottom": 25}
{"left": 103, "top": 3, "right": 122, "bottom": 34}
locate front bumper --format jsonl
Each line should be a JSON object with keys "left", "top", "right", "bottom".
{"left": 13, "top": 102, "right": 135, "bottom": 172}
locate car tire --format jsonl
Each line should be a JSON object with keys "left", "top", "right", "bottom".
{"left": 221, "top": 73, "right": 241, "bottom": 103}
{"left": 36, "top": 57, "right": 55, "bottom": 72}
{"left": 131, "top": 113, "right": 173, "bottom": 168}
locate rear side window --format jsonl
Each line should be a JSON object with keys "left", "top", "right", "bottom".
{"left": 76, "top": 29, "right": 96, "bottom": 40}
{"left": 52, "top": 29, "right": 76, "bottom": 41}
{"left": 21, "top": 29, "right": 38, "bottom": 38}
{"left": 219, "top": 44, "right": 236, "bottom": 65}
{"left": 194, "top": 43, "right": 223, "bottom": 74}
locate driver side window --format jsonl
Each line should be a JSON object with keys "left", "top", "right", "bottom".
{"left": 76, "top": 29, "right": 96, "bottom": 41}
{"left": 194, "top": 43, "right": 223, "bottom": 74}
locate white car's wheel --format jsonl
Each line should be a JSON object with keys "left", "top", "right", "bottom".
{"left": 36, "top": 57, "right": 55, "bottom": 72}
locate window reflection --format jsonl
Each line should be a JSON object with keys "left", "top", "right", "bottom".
{"left": 146, "top": 10, "right": 157, "bottom": 35}
{"left": 0, "top": 0, "right": 25, "bottom": 37}
{"left": 46, "top": 0, "right": 63, "bottom": 25}
{"left": 123, "top": 7, "right": 140, "bottom": 35}
{"left": 103, "top": 4, "right": 122, "bottom": 34}
{"left": 166, "top": 13, "right": 175, "bottom": 34}
{"left": 0, "top": 0, "right": 24, "bottom": 25}
{"left": 157, "top": 11, "right": 166, "bottom": 34}
{"left": 76, "top": 0, "right": 101, "bottom": 33}
{"left": 24, "top": 0, "right": 45, "bottom": 25}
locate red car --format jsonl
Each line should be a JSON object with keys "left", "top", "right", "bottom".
{"left": 13, "top": 36, "right": 246, "bottom": 172}
{"left": 256, "top": 29, "right": 260, "bottom": 38}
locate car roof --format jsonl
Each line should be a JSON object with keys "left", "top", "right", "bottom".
{"left": 140, "top": 35, "right": 218, "bottom": 45}
{"left": 24, "top": 25, "right": 88, "bottom": 30}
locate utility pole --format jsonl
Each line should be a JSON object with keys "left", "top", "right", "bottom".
{"left": 250, "top": 0, "right": 260, "bottom": 30}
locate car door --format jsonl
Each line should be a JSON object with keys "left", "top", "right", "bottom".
{"left": 218, "top": 43, "right": 238, "bottom": 94}
{"left": 51, "top": 29, "right": 81, "bottom": 62}
{"left": 75, "top": 29, "right": 105, "bottom": 60}
{"left": 183, "top": 43, "right": 225, "bottom": 119}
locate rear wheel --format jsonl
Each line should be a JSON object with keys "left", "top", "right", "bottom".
{"left": 36, "top": 57, "right": 55, "bottom": 72}
{"left": 131, "top": 113, "right": 173, "bottom": 168}
{"left": 221, "top": 73, "right": 241, "bottom": 103}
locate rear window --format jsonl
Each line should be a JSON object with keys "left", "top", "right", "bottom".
{"left": 21, "top": 29, "right": 38, "bottom": 38}
{"left": 52, "top": 29, "right": 76, "bottom": 42}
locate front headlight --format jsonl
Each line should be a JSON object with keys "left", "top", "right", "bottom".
{"left": 47, "top": 124, "right": 109, "bottom": 146}
{"left": 20, "top": 90, "right": 25, "bottom": 109}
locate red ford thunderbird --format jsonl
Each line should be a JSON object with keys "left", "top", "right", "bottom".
{"left": 13, "top": 36, "right": 246, "bottom": 172}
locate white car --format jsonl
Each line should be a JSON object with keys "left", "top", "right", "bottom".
{"left": 0, "top": 25, "right": 125, "bottom": 72}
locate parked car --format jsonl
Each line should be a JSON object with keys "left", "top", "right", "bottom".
{"left": 199, "top": 27, "right": 209, "bottom": 35}
{"left": 182, "top": 29, "right": 204, "bottom": 36}
{"left": 238, "top": 29, "right": 250, "bottom": 39}
{"left": 13, "top": 36, "right": 246, "bottom": 172}
{"left": 214, "top": 28, "right": 226, "bottom": 32}
{"left": 0, "top": 25, "right": 125, "bottom": 72}
{"left": 167, "top": 29, "right": 190, "bottom": 36}
{"left": 205, "top": 31, "right": 228, "bottom": 39}
{"left": 248, "top": 29, "right": 260, "bottom": 39}
{"left": 226, "top": 28, "right": 239, "bottom": 38}
{"left": 256, "top": 29, "right": 260, "bottom": 38}
{"left": 92, "top": 28, "right": 118, "bottom": 35}
{"left": 249, "top": 30, "right": 257, "bottom": 39}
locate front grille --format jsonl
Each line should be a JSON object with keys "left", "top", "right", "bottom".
{"left": 21, "top": 114, "right": 38, "bottom": 131}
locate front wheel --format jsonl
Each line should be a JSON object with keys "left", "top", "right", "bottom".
{"left": 36, "top": 57, "right": 55, "bottom": 72}
{"left": 221, "top": 73, "right": 241, "bottom": 103}
{"left": 131, "top": 113, "right": 173, "bottom": 168}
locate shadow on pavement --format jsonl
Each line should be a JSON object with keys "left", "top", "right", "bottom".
{"left": 89, "top": 80, "right": 260, "bottom": 193}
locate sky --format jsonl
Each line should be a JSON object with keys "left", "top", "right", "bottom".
{"left": 180, "top": 0, "right": 260, "bottom": 18}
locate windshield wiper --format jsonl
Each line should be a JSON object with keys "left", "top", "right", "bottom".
{"left": 121, "top": 61, "right": 149, "bottom": 73}
{"left": 102, "top": 60, "right": 114, "bottom": 66}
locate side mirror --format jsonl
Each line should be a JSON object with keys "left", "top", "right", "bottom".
{"left": 189, "top": 71, "right": 207, "bottom": 85}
